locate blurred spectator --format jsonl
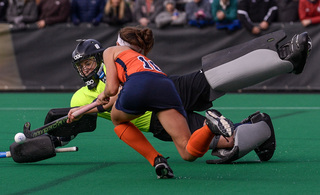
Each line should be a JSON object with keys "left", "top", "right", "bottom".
{"left": 185, "top": 0, "right": 213, "bottom": 28}
{"left": 299, "top": 0, "right": 320, "bottom": 27}
{"left": 237, "top": 0, "right": 278, "bottom": 35}
{"left": 277, "top": 0, "right": 299, "bottom": 23}
{"left": 36, "top": 0, "right": 70, "bottom": 28}
{"left": 71, "top": 0, "right": 105, "bottom": 26}
{"left": 134, "top": 0, "right": 164, "bottom": 26}
{"left": 102, "top": 0, "right": 132, "bottom": 26}
{"left": 0, "top": 0, "right": 8, "bottom": 22}
{"left": 6, "top": 0, "right": 38, "bottom": 29}
{"left": 211, "top": 0, "right": 241, "bottom": 31}
{"left": 155, "top": 0, "right": 186, "bottom": 28}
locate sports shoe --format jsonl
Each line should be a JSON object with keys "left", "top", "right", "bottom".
{"left": 253, "top": 113, "right": 276, "bottom": 161}
{"left": 205, "top": 109, "right": 234, "bottom": 137}
{"left": 278, "top": 32, "right": 312, "bottom": 74}
{"left": 154, "top": 156, "right": 174, "bottom": 179}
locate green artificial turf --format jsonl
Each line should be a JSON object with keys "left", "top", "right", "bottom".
{"left": 1, "top": 93, "right": 320, "bottom": 195}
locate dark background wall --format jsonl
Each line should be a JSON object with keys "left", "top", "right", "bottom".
{"left": 0, "top": 22, "right": 318, "bottom": 92}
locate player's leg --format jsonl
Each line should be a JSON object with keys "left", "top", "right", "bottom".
{"left": 151, "top": 107, "right": 274, "bottom": 164}
{"left": 149, "top": 111, "right": 208, "bottom": 141}
{"left": 111, "top": 107, "right": 156, "bottom": 161}
{"left": 109, "top": 74, "right": 177, "bottom": 179}
{"left": 156, "top": 109, "right": 194, "bottom": 160}
{"left": 186, "top": 111, "right": 235, "bottom": 149}
{"left": 157, "top": 108, "right": 232, "bottom": 162}
{"left": 202, "top": 30, "right": 312, "bottom": 92}
{"left": 150, "top": 109, "right": 235, "bottom": 150}
{"left": 111, "top": 106, "right": 174, "bottom": 178}
{"left": 149, "top": 112, "right": 174, "bottom": 141}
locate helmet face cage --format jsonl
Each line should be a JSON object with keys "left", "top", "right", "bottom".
{"left": 73, "top": 54, "right": 101, "bottom": 79}
{"left": 72, "top": 39, "right": 104, "bottom": 88}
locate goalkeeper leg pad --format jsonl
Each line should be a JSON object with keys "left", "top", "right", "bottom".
{"left": 206, "top": 112, "right": 275, "bottom": 164}
{"left": 202, "top": 30, "right": 311, "bottom": 92}
{"left": 10, "top": 135, "right": 56, "bottom": 163}
{"left": 44, "top": 107, "right": 97, "bottom": 137}
{"left": 253, "top": 113, "right": 276, "bottom": 161}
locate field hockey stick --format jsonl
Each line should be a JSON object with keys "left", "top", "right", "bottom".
{"left": 23, "top": 101, "right": 99, "bottom": 138}
{"left": 0, "top": 146, "right": 79, "bottom": 158}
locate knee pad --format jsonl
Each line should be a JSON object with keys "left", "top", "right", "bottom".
{"left": 202, "top": 30, "right": 295, "bottom": 92}
{"left": 44, "top": 107, "right": 97, "bottom": 137}
{"left": 10, "top": 135, "right": 56, "bottom": 163}
{"left": 207, "top": 112, "right": 275, "bottom": 164}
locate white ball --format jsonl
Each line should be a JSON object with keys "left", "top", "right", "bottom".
{"left": 14, "top": 133, "right": 26, "bottom": 144}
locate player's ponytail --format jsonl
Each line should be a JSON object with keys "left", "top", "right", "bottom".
{"left": 118, "top": 26, "right": 154, "bottom": 56}
{"left": 140, "top": 28, "right": 154, "bottom": 56}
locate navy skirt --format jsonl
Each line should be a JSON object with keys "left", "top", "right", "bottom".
{"left": 115, "top": 71, "right": 187, "bottom": 118}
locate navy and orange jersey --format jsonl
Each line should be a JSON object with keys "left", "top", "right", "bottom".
{"left": 115, "top": 49, "right": 166, "bottom": 83}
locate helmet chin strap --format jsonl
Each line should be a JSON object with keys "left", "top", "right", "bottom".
{"left": 83, "top": 65, "right": 106, "bottom": 89}
{"left": 83, "top": 71, "right": 99, "bottom": 89}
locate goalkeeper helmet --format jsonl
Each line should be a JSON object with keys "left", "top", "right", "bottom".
{"left": 72, "top": 39, "right": 105, "bottom": 89}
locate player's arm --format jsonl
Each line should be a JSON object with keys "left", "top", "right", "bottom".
{"left": 70, "top": 95, "right": 116, "bottom": 116}
{"left": 87, "top": 89, "right": 120, "bottom": 114}
{"left": 66, "top": 98, "right": 110, "bottom": 123}
{"left": 103, "top": 47, "right": 121, "bottom": 97}
{"left": 94, "top": 94, "right": 117, "bottom": 113}
{"left": 97, "top": 47, "right": 122, "bottom": 104}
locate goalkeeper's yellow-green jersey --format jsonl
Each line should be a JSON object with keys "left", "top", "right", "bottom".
{"left": 70, "top": 69, "right": 152, "bottom": 132}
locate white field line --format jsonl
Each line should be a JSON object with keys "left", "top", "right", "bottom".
{"left": 1, "top": 107, "right": 320, "bottom": 111}
{"left": 0, "top": 107, "right": 53, "bottom": 111}
{"left": 213, "top": 107, "right": 320, "bottom": 110}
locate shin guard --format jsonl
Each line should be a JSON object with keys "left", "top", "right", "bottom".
{"left": 206, "top": 112, "right": 275, "bottom": 164}
{"left": 44, "top": 107, "right": 97, "bottom": 137}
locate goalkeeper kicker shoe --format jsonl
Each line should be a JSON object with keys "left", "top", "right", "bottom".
{"left": 205, "top": 109, "right": 234, "bottom": 137}
{"left": 278, "top": 32, "right": 312, "bottom": 74}
{"left": 154, "top": 156, "right": 174, "bottom": 179}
